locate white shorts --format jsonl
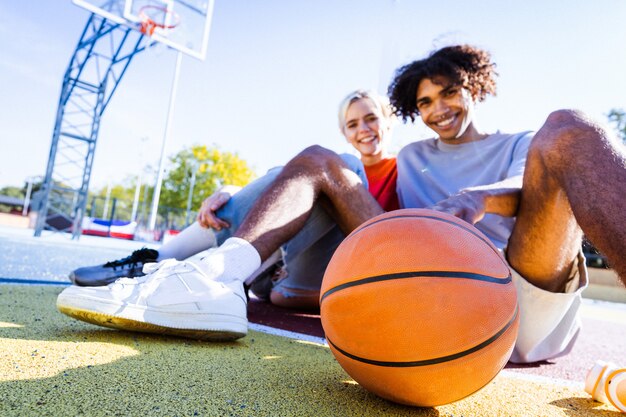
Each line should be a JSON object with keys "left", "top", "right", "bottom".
{"left": 508, "top": 251, "right": 588, "bottom": 363}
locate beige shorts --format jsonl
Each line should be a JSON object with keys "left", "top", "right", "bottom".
{"left": 508, "top": 251, "right": 588, "bottom": 363}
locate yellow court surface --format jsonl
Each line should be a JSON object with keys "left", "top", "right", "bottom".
{"left": 0, "top": 285, "right": 619, "bottom": 417}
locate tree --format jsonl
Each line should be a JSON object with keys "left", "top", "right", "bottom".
{"left": 159, "top": 145, "right": 256, "bottom": 212}
{"left": 0, "top": 186, "right": 25, "bottom": 213}
{"left": 90, "top": 179, "right": 145, "bottom": 220}
{"left": 83, "top": 145, "right": 255, "bottom": 228}
{"left": 0, "top": 179, "right": 43, "bottom": 213}
{"left": 607, "top": 108, "right": 626, "bottom": 144}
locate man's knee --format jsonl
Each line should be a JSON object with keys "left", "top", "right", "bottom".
{"left": 538, "top": 109, "right": 608, "bottom": 145}
{"left": 544, "top": 109, "right": 583, "bottom": 126}
{"left": 286, "top": 145, "right": 351, "bottom": 179}
{"left": 296, "top": 145, "right": 343, "bottom": 163}
{"left": 530, "top": 109, "right": 608, "bottom": 169}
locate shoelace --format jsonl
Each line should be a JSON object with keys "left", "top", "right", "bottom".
{"left": 112, "top": 259, "right": 209, "bottom": 295}
{"left": 111, "top": 259, "right": 248, "bottom": 305}
{"left": 104, "top": 248, "right": 156, "bottom": 270}
{"left": 142, "top": 258, "right": 184, "bottom": 275}
{"left": 109, "top": 259, "right": 182, "bottom": 295}
{"left": 138, "top": 259, "right": 181, "bottom": 296}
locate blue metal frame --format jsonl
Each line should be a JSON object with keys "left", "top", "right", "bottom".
{"left": 35, "top": 13, "right": 149, "bottom": 238}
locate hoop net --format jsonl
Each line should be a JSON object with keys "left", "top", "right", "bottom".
{"left": 139, "top": 5, "right": 180, "bottom": 36}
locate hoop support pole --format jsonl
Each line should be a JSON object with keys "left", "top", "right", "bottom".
{"left": 149, "top": 50, "right": 183, "bottom": 232}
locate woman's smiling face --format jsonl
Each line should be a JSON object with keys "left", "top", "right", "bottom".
{"left": 342, "top": 97, "right": 391, "bottom": 164}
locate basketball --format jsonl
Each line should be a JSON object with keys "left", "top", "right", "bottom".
{"left": 320, "top": 208, "right": 519, "bottom": 406}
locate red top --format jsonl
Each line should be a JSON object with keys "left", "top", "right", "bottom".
{"left": 364, "top": 157, "right": 400, "bottom": 212}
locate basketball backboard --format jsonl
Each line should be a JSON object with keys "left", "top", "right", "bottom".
{"left": 72, "top": 0, "right": 214, "bottom": 60}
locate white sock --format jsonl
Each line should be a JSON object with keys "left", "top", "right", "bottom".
{"left": 199, "top": 237, "right": 261, "bottom": 283}
{"left": 157, "top": 222, "right": 217, "bottom": 261}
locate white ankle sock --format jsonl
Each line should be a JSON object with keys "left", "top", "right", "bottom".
{"left": 199, "top": 237, "right": 261, "bottom": 283}
{"left": 157, "top": 222, "right": 218, "bottom": 261}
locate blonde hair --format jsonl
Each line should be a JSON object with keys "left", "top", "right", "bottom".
{"left": 337, "top": 90, "right": 395, "bottom": 132}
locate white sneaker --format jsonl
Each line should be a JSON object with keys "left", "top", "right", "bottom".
{"left": 57, "top": 259, "right": 248, "bottom": 341}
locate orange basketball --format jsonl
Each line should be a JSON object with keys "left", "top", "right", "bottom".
{"left": 320, "top": 208, "right": 519, "bottom": 407}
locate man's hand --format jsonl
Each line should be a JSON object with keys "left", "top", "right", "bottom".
{"left": 197, "top": 186, "right": 241, "bottom": 230}
{"left": 430, "top": 190, "right": 487, "bottom": 225}
{"left": 430, "top": 177, "right": 523, "bottom": 224}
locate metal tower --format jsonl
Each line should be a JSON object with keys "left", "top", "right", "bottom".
{"left": 35, "top": 12, "right": 148, "bottom": 238}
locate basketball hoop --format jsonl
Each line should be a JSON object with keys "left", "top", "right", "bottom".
{"left": 139, "top": 5, "right": 180, "bottom": 36}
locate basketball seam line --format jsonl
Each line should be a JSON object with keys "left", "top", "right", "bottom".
{"left": 326, "top": 304, "right": 519, "bottom": 368}
{"left": 320, "top": 271, "right": 512, "bottom": 302}
{"left": 347, "top": 213, "right": 505, "bottom": 263}
{"left": 350, "top": 214, "right": 490, "bottom": 247}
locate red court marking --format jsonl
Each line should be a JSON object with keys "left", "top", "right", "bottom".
{"left": 247, "top": 298, "right": 324, "bottom": 338}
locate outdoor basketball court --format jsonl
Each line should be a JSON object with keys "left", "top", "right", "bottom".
{"left": 3, "top": 0, "right": 625, "bottom": 414}
{"left": 1, "top": 225, "right": 625, "bottom": 416}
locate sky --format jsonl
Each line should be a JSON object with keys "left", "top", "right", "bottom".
{"left": 1, "top": 0, "right": 625, "bottom": 191}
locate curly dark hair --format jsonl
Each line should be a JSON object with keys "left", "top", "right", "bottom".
{"left": 388, "top": 45, "right": 498, "bottom": 122}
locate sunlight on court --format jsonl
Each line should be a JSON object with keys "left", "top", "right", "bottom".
{"left": 0, "top": 338, "right": 139, "bottom": 382}
{"left": 0, "top": 322, "right": 23, "bottom": 328}
{"left": 262, "top": 355, "right": 282, "bottom": 360}
{"left": 295, "top": 339, "right": 327, "bottom": 348}
{"left": 581, "top": 301, "right": 626, "bottom": 324}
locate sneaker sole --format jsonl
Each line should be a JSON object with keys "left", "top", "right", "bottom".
{"left": 58, "top": 305, "right": 247, "bottom": 341}
{"left": 57, "top": 295, "right": 247, "bottom": 342}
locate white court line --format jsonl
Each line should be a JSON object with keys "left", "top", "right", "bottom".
{"left": 500, "top": 369, "right": 585, "bottom": 390}
{"left": 581, "top": 298, "right": 626, "bottom": 324}
{"left": 248, "top": 323, "right": 328, "bottom": 347}
{"left": 582, "top": 298, "right": 626, "bottom": 311}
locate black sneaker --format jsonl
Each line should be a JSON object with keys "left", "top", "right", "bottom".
{"left": 69, "top": 248, "right": 159, "bottom": 287}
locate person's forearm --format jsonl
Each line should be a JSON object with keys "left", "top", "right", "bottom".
{"left": 464, "top": 175, "right": 522, "bottom": 218}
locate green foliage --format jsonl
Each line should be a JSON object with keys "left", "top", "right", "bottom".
{"left": 607, "top": 108, "right": 626, "bottom": 144}
{"left": 160, "top": 145, "right": 256, "bottom": 211}
{"left": 0, "top": 186, "right": 25, "bottom": 199}
{"left": 0, "top": 186, "right": 25, "bottom": 213}
{"left": 90, "top": 175, "right": 152, "bottom": 221}
{"left": 84, "top": 145, "right": 255, "bottom": 226}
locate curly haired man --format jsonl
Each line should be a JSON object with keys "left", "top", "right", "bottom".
{"left": 57, "top": 45, "right": 625, "bottom": 364}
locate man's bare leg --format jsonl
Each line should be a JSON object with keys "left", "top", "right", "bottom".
{"left": 234, "top": 145, "right": 384, "bottom": 261}
{"left": 508, "top": 109, "right": 626, "bottom": 290}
